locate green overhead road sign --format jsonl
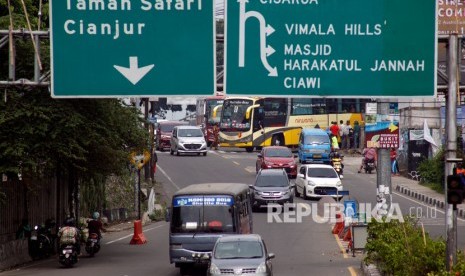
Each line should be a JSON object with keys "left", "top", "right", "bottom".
{"left": 50, "top": 0, "right": 215, "bottom": 98}
{"left": 225, "top": 0, "right": 437, "bottom": 97}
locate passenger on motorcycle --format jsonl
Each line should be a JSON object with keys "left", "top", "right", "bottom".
{"left": 87, "top": 212, "right": 106, "bottom": 238}
{"left": 358, "top": 147, "right": 377, "bottom": 173}
{"left": 58, "top": 217, "right": 80, "bottom": 253}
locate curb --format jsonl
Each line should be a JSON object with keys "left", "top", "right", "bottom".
{"left": 395, "top": 185, "right": 465, "bottom": 219}
{"left": 361, "top": 263, "right": 382, "bottom": 276}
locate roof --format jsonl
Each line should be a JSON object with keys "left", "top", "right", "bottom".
{"left": 301, "top": 128, "right": 328, "bottom": 135}
{"left": 158, "top": 121, "right": 188, "bottom": 125}
{"left": 174, "top": 125, "right": 201, "bottom": 130}
{"left": 263, "top": 146, "right": 290, "bottom": 151}
{"left": 216, "top": 234, "right": 262, "bottom": 243}
{"left": 257, "top": 169, "right": 287, "bottom": 176}
{"left": 300, "top": 164, "right": 335, "bottom": 169}
{"left": 173, "top": 183, "right": 249, "bottom": 197}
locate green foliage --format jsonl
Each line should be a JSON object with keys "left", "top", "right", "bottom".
{"left": 428, "top": 252, "right": 465, "bottom": 276}
{"left": 365, "top": 216, "right": 446, "bottom": 276}
{"left": 149, "top": 206, "right": 166, "bottom": 222}
{"left": 418, "top": 148, "right": 445, "bottom": 192}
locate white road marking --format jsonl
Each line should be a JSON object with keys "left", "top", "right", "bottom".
{"left": 157, "top": 164, "right": 181, "bottom": 190}
{"left": 106, "top": 224, "right": 166, "bottom": 245}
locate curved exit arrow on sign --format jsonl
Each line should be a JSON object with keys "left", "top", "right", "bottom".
{"left": 114, "top": 57, "right": 154, "bottom": 85}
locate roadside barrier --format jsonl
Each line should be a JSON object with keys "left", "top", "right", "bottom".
{"left": 331, "top": 212, "right": 344, "bottom": 235}
{"left": 130, "top": 220, "right": 147, "bottom": 245}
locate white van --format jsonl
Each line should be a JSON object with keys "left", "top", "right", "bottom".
{"left": 170, "top": 126, "right": 208, "bottom": 156}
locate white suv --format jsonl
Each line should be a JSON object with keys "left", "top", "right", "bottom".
{"left": 170, "top": 126, "right": 208, "bottom": 156}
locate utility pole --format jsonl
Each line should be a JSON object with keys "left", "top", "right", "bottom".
{"left": 144, "top": 98, "right": 150, "bottom": 181}
{"left": 445, "top": 33, "right": 459, "bottom": 270}
{"left": 376, "top": 100, "right": 392, "bottom": 217}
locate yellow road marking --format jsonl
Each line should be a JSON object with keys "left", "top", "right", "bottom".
{"left": 348, "top": 266, "right": 358, "bottom": 276}
{"left": 334, "top": 233, "right": 349, "bottom": 259}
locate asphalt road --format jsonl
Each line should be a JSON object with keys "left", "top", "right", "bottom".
{"left": 3, "top": 147, "right": 462, "bottom": 276}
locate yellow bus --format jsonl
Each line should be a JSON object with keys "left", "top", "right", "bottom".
{"left": 216, "top": 97, "right": 364, "bottom": 152}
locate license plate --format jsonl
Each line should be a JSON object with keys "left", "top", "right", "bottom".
{"left": 313, "top": 154, "right": 322, "bottom": 159}
{"left": 90, "top": 239, "right": 98, "bottom": 242}
{"left": 30, "top": 236, "right": 37, "bottom": 240}
{"left": 267, "top": 200, "right": 278, "bottom": 204}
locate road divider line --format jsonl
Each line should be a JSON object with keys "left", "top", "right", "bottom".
{"left": 348, "top": 266, "right": 357, "bottom": 276}
{"left": 333, "top": 233, "right": 348, "bottom": 259}
{"left": 233, "top": 161, "right": 240, "bottom": 165}
{"left": 157, "top": 165, "right": 180, "bottom": 190}
{"left": 106, "top": 224, "right": 166, "bottom": 245}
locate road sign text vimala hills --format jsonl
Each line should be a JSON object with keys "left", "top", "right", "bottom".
{"left": 225, "top": 0, "right": 436, "bottom": 97}
{"left": 50, "top": 0, "right": 215, "bottom": 98}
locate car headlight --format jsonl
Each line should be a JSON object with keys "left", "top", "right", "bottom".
{"left": 307, "top": 180, "right": 316, "bottom": 186}
{"left": 209, "top": 263, "right": 221, "bottom": 274}
{"left": 336, "top": 181, "right": 342, "bottom": 187}
{"left": 256, "top": 262, "right": 267, "bottom": 273}
{"left": 254, "top": 191, "right": 262, "bottom": 196}
{"left": 264, "top": 161, "right": 274, "bottom": 166}
{"left": 161, "top": 135, "right": 170, "bottom": 139}
{"left": 288, "top": 162, "right": 295, "bottom": 166}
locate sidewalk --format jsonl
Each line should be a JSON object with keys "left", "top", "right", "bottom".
{"left": 343, "top": 156, "right": 465, "bottom": 219}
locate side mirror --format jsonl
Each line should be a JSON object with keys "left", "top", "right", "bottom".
{"left": 267, "top": 253, "right": 275, "bottom": 260}
{"left": 249, "top": 185, "right": 255, "bottom": 190}
{"left": 289, "top": 184, "right": 296, "bottom": 189}
{"left": 297, "top": 173, "right": 305, "bottom": 179}
{"left": 165, "top": 208, "right": 171, "bottom": 222}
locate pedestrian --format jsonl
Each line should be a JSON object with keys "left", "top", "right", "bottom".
{"left": 330, "top": 121, "right": 339, "bottom": 137}
{"left": 212, "top": 124, "right": 219, "bottom": 150}
{"left": 346, "top": 120, "right": 353, "bottom": 149}
{"left": 390, "top": 148, "right": 400, "bottom": 176}
{"left": 338, "top": 120, "right": 345, "bottom": 149}
{"left": 151, "top": 150, "right": 158, "bottom": 176}
{"left": 353, "top": 121, "right": 360, "bottom": 149}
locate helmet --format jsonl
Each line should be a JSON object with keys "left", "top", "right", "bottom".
{"left": 92, "top": 212, "right": 100, "bottom": 220}
{"left": 64, "top": 217, "right": 75, "bottom": 227}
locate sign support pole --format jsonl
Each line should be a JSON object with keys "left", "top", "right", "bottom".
{"left": 375, "top": 100, "right": 392, "bottom": 217}
{"left": 445, "top": 33, "right": 459, "bottom": 270}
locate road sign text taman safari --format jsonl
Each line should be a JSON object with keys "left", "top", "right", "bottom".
{"left": 50, "top": 0, "right": 214, "bottom": 97}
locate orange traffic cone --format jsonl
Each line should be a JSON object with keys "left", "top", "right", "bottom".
{"left": 332, "top": 212, "right": 344, "bottom": 235}
{"left": 130, "top": 220, "right": 147, "bottom": 245}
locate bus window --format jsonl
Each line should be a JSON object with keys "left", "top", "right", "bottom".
{"left": 171, "top": 195, "right": 236, "bottom": 234}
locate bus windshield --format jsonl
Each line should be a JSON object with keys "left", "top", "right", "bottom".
{"left": 171, "top": 195, "right": 236, "bottom": 234}
{"left": 220, "top": 99, "right": 253, "bottom": 131}
{"left": 206, "top": 100, "right": 224, "bottom": 125}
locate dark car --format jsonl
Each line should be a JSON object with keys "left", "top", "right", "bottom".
{"left": 208, "top": 234, "right": 274, "bottom": 276}
{"left": 155, "top": 121, "right": 188, "bottom": 151}
{"left": 256, "top": 146, "right": 297, "bottom": 179}
{"left": 249, "top": 169, "right": 294, "bottom": 211}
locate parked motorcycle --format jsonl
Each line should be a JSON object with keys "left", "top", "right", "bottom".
{"left": 29, "top": 224, "right": 52, "bottom": 260}
{"left": 330, "top": 153, "right": 344, "bottom": 179}
{"left": 85, "top": 233, "right": 101, "bottom": 257}
{"left": 59, "top": 244, "right": 78, "bottom": 267}
{"left": 363, "top": 158, "right": 376, "bottom": 174}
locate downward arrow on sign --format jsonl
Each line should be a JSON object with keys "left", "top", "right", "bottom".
{"left": 114, "top": 57, "right": 154, "bottom": 85}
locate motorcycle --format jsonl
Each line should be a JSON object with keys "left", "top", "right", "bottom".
{"left": 331, "top": 156, "right": 344, "bottom": 179}
{"left": 85, "top": 233, "right": 101, "bottom": 257}
{"left": 59, "top": 244, "right": 78, "bottom": 267}
{"left": 29, "top": 224, "right": 52, "bottom": 260}
{"left": 364, "top": 158, "right": 376, "bottom": 174}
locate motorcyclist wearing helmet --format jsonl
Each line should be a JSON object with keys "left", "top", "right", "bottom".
{"left": 58, "top": 217, "right": 80, "bottom": 253}
{"left": 87, "top": 212, "right": 106, "bottom": 239}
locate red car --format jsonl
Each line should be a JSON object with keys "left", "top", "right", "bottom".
{"left": 256, "top": 146, "right": 297, "bottom": 178}
{"left": 155, "top": 121, "right": 188, "bottom": 151}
